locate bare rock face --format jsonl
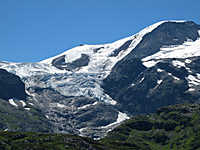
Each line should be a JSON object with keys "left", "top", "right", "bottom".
{"left": 102, "top": 21, "right": 200, "bottom": 115}
{"left": 52, "top": 54, "right": 90, "bottom": 71}
{"left": 0, "top": 69, "right": 27, "bottom": 100}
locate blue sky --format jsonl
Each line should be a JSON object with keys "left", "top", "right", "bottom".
{"left": 0, "top": 0, "right": 200, "bottom": 62}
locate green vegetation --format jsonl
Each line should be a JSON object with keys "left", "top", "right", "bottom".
{"left": 0, "top": 131, "right": 104, "bottom": 150}
{"left": 100, "top": 103, "right": 200, "bottom": 150}
{"left": 1, "top": 103, "right": 200, "bottom": 149}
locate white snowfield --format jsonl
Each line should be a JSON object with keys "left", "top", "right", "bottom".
{"left": 142, "top": 34, "right": 200, "bottom": 68}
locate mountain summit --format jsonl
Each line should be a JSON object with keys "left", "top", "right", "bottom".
{"left": 0, "top": 20, "right": 200, "bottom": 138}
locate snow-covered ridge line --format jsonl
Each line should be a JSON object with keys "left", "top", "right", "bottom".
{"left": 41, "top": 20, "right": 186, "bottom": 65}
{"left": 40, "top": 20, "right": 169, "bottom": 77}
{"left": 1, "top": 20, "right": 166, "bottom": 77}
{"left": 1, "top": 20, "right": 185, "bottom": 77}
{"left": 42, "top": 21, "right": 168, "bottom": 65}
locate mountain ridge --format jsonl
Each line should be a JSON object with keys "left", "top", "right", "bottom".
{"left": 0, "top": 20, "right": 200, "bottom": 138}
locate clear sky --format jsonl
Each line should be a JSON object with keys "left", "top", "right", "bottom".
{"left": 0, "top": 0, "right": 200, "bottom": 62}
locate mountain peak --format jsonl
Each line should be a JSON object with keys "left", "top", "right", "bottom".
{"left": 124, "top": 20, "right": 200, "bottom": 62}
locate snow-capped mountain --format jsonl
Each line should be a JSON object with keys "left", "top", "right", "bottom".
{"left": 0, "top": 20, "right": 200, "bottom": 138}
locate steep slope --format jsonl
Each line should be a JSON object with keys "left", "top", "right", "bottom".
{"left": 0, "top": 69, "right": 53, "bottom": 133}
{"left": 101, "top": 103, "right": 200, "bottom": 150}
{"left": 1, "top": 102, "right": 200, "bottom": 150}
{"left": 41, "top": 20, "right": 165, "bottom": 74}
{"left": 0, "top": 20, "right": 200, "bottom": 138}
{"left": 103, "top": 21, "right": 200, "bottom": 115}
{"left": 126, "top": 21, "right": 200, "bottom": 59}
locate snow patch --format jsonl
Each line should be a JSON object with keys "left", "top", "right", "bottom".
{"left": 157, "top": 80, "right": 163, "bottom": 85}
{"left": 78, "top": 127, "right": 88, "bottom": 137}
{"left": 20, "top": 100, "right": 26, "bottom": 107}
{"left": 149, "top": 80, "right": 163, "bottom": 95}
{"left": 172, "top": 60, "right": 185, "bottom": 68}
{"left": 106, "top": 95, "right": 117, "bottom": 105}
{"left": 9, "top": 99, "right": 18, "bottom": 107}
{"left": 142, "top": 38, "right": 200, "bottom": 62}
{"left": 117, "top": 112, "right": 130, "bottom": 123}
{"left": 185, "top": 59, "right": 192, "bottom": 64}
{"left": 168, "top": 73, "right": 180, "bottom": 81}
{"left": 129, "top": 83, "right": 135, "bottom": 88}
{"left": 188, "top": 88, "right": 195, "bottom": 92}
{"left": 57, "top": 103, "right": 66, "bottom": 108}
{"left": 173, "top": 76, "right": 180, "bottom": 81}
{"left": 157, "top": 68, "right": 164, "bottom": 72}
{"left": 196, "top": 73, "right": 200, "bottom": 79}
{"left": 25, "top": 108, "right": 30, "bottom": 111}
{"left": 187, "top": 75, "right": 200, "bottom": 86}
{"left": 143, "top": 60, "right": 160, "bottom": 68}
{"left": 139, "top": 77, "right": 145, "bottom": 83}
{"left": 77, "top": 101, "right": 99, "bottom": 110}
{"left": 28, "top": 103, "right": 34, "bottom": 106}
{"left": 100, "top": 112, "right": 130, "bottom": 129}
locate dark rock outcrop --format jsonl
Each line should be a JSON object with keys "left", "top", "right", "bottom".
{"left": 0, "top": 69, "right": 27, "bottom": 100}
{"left": 110, "top": 40, "right": 133, "bottom": 57}
{"left": 102, "top": 21, "right": 200, "bottom": 115}
{"left": 52, "top": 54, "right": 90, "bottom": 71}
{"left": 102, "top": 58, "right": 146, "bottom": 99}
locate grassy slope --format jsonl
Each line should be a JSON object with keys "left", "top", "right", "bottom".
{"left": 0, "top": 131, "right": 104, "bottom": 150}
{"left": 100, "top": 103, "right": 200, "bottom": 150}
